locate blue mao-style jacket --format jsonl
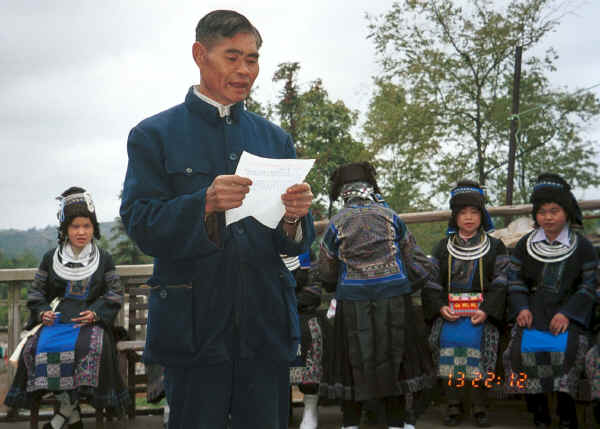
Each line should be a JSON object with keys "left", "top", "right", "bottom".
{"left": 120, "top": 87, "right": 315, "bottom": 367}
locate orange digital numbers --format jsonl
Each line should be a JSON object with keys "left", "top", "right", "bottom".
{"left": 448, "top": 370, "right": 528, "bottom": 389}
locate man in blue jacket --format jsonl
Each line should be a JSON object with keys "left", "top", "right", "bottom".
{"left": 120, "top": 10, "right": 315, "bottom": 429}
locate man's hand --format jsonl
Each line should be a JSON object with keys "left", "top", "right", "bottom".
{"left": 549, "top": 312, "right": 569, "bottom": 335}
{"left": 205, "top": 175, "right": 252, "bottom": 215}
{"left": 281, "top": 183, "right": 313, "bottom": 219}
{"left": 516, "top": 309, "right": 533, "bottom": 328}
{"left": 72, "top": 310, "right": 96, "bottom": 328}
{"left": 440, "top": 306, "right": 460, "bottom": 322}
{"left": 471, "top": 310, "right": 487, "bottom": 325}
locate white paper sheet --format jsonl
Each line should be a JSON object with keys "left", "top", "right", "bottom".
{"left": 225, "top": 151, "right": 315, "bottom": 229}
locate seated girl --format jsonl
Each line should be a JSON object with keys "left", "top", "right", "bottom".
{"left": 4, "top": 187, "right": 130, "bottom": 428}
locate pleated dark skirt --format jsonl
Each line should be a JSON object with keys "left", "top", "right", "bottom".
{"left": 319, "top": 295, "right": 434, "bottom": 401}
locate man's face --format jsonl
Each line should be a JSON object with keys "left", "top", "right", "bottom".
{"left": 194, "top": 32, "right": 259, "bottom": 105}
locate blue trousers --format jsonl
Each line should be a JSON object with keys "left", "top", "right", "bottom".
{"left": 164, "top": 359, "right": 290, "bottom": 429}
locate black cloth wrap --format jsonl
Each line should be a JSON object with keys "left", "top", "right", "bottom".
{"left": 329, "top": 163, "right": 380, "bottom": 202}
{"left": 530, "top": 186, "right": 583, "bottom": 227}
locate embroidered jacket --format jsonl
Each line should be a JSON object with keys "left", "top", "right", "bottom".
{"left": 26, "top": 247, "right": 123, "bottom": 328}
{"left": 120, "top": 88, "right": 315, "bottom": 366}
{"left": 508, "top": 230, "right": 598, "bottom": 329}
{"left": 319, "top": 200, "right": 436, "bottom": 301}
{"left": 423, "top": 233, "right": 508, "bottom": 325}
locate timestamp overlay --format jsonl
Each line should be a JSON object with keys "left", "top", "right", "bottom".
{"left": 448, "top": 371, "right": 528, "bottom": 389}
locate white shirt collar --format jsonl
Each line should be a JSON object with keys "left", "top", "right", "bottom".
{"left": 531, "top": 224, "right": 570, "bottom": 246}
{"left": 193, "top": 86, "right": 232, "bottom": 118}
{"left": 64, "top": 242, "right": 93, "bottom": 264}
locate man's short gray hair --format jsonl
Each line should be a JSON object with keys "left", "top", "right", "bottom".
{"left": 195, "top": 10, "right": 262, "bottom": 50}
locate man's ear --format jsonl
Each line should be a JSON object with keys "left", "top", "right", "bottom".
{"left": 192, "top": 41, "right": 207, "bottom": 67}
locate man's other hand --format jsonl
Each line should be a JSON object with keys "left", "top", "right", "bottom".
{"left": 281, "top": 183, "right": 313, "bottom": 219}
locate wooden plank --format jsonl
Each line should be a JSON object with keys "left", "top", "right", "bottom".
{"left": 116, "top": 340, "right": 145, "bottom": 351}
{"left": 0, "top": 264, "right": 153, "bottom": 282}
{"left": 313, "top": 199, "right": 600, "bottom": 230}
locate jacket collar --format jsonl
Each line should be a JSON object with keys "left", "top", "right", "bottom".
{"left": 184, "top": 86, "right": 244, "bottom": 125}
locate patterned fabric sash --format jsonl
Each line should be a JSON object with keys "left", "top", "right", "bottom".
{"left": 439, "top": 318, "right": 483, "bottom": 380}
{"left": 506, "top": 325, "right": 581, "bottom": 395}
{"left": 26, "top": 323, "right": 103, "bottom": 392}
{"left": 33, "top": 322, "right": 80, "bottom": 391}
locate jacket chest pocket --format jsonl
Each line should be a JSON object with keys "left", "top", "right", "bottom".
{"left": 166, "top": 159, "right": 213, "bottom": 195}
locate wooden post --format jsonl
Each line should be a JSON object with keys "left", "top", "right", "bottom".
{"left": 7, "top": 282, "right": 21, "bottom": 381}
{"left": 506, "top": 45, "right": 523, "bottom": 225}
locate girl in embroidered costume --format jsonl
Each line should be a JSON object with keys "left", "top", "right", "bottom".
{"left": 319, "top": 162, "right": 434, "bottom": 429}
{"left": 504, "top": 173, "right": 597, "bottom": 429}
{"left": 423, "top": 180, "right": 508, "bottom": 427}
{"left": 4, "top": 187, "right": 130, "bottom": 428}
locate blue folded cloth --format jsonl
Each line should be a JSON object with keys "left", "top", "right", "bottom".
{"left": 36, "top": 321, "right": 80, "bottom": 354}
{"left": 521, "top": 329, "right": 568, "bottom": 353}
{"left": 440, "top": 317, "right": 483, "bottom": 349}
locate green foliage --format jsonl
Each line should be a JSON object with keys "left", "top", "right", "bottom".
{"left": 367, "top": 0, "right": 600, "bottom": 205}
{"left": 407, "top": 221, "right": 448, "bottom": 255}
{"left": 272, "top": 63, "right": 369, "bottom": 218}
{"left": 109, "top": 217, "right": 153, "bottom": 265}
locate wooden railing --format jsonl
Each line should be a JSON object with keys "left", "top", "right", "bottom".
{"left": 0, "top": 264, "right": 153, "bottom": 382}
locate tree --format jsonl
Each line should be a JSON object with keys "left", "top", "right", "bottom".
{"left": 363, "top": 80, "right": 440, "bottom": 211}
{"left": 272, "top": 62, "right": 369, "bottom": 217}
{"left": 245, "top": 87, "right": 273, "bottom": 120}
{"left": 367, "top": 0, "right": 600, "bottom": 205}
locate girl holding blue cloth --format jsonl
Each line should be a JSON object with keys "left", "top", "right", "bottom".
{"left": 423, "top": 180, "right": 508, "bottom": 428}
{"left": 504, "top": 173, "right": 598, "bottom": 429}
{"left": 4, "top": 187, "right": 130, "bottom": 428}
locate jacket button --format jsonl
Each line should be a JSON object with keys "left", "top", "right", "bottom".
{"left": 229, "top": 153, "right": 238, "bottom": 161}
{"left": 160, "top": 289, "right": 168, "bottom": 299}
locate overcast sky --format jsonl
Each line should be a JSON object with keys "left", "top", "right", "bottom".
{"left": 1, "top": 0, "right": 599, "bottom": 230}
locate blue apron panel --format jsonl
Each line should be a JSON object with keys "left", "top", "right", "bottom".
{"left": 36, "top": 322, "right": 80, "bottom": 354}
{"left": 440, "top": 317, "right": 483, "bottom": 349}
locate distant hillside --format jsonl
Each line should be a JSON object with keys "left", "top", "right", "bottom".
{"left": 0, "top": 222, "right": 116, "bottom": 260}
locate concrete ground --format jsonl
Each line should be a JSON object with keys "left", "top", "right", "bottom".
{"left": 2, "top": 399, "right": 596, "bottom": 429}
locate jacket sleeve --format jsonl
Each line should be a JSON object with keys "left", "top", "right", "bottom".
{"left": 559, "top": 237, "right": 598, "bottom": 327}
{"left": 507, "top": 236, "right": 530, "bottom": 321}
{"left": 318, "top": 221, "right": 340, "bottom": 288}
{"left": 27, "top": 253, "right": 53, "bottom": 324}
{"left": 422, "top": 239, "right": 446, "bottom": 321}
{"left": 398, "top": 222, "right": 438, "bottom": 295}
{"left": 88, "top": 252, "right": 124, "bottom": 326}
{"left": 479, "top": 239, "right": 508, "bottom": 325}
{"left": 120, "top": 125, "right": 221, "bottom": 260}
